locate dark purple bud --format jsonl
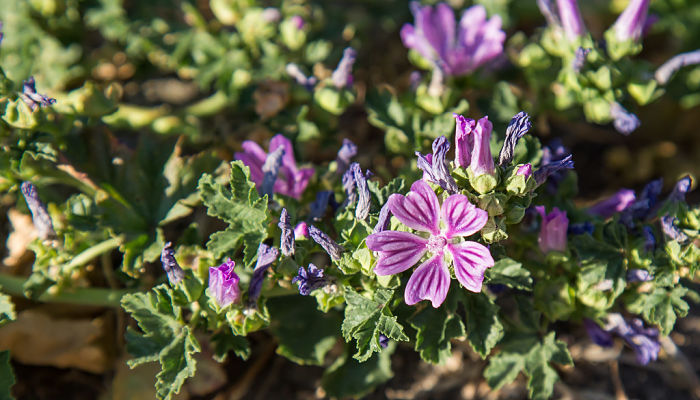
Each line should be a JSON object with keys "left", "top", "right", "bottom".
{"left": 620, "top": 178, "right": 663, "bottom": 224}
{"left": 588, "top": 189, "right": 636, "bottom": 218}
{"left": 342, "top": 168, "right": 358, "bottom": 205}
{"left": 20, "top": 181, "right": 56, "bottom": 240}
{"left": 416, "top": 136, "right": 458, "bottom": 194}
{"left": 516, "top": 164, "right": 533, "bottom": 178}
{"left": 310, "top": 191, "right": 335, "bottom": 221}
{"left": 541, "top": 139, "right": 568, "bottom": 165}
{"left": 534, "top": 154, "right": 574, "bottom": 185}
{"left": 655, "top": 49, "right": 700, "bottom": 85}
{"left": 668, "top": 175, "right": 692, "bottom": 203}
{"left": 498, "top": 111, "right": 531, "bottom": 166}
{"left": 209, "top": 259, "right": 241, "bottom": 307}
{"left": 286, "top": 63, "right": 317, "bottom": 91}
{"left": 160, "top": 242, "right": 185, "bottom": 285}
{"left": 610, "top": 102, "right": 640, "bottom": 135}
{"left": 308, "top": 225, "right": 345, "bottom": 260}
{"left": 20, "top": 77, "right": 56, "bottom": 111}
{"left": 331, "top": 47, "right": 357, "bottom": 89}
{"left": 373, "top": 199, "right": 393, "bottom": 234}
{"left": 642, "top": 226, "right": 655, "bottom": 253}
{"left": 294, "top": 222, "right": 309, "bottom": 239}
{"left": 352, "top": 163, "right": 371, "bottom": 220}
{"left": 278, "top": 208, "right": 295, "bottom": 257}
{"left": 627, "top": 269, "right": 653, "bottom": 282}
{"left": 261, "top": 146, "right": 285, "bottom": 198}
{"left": 248, "top": 244, "right": 279, "bottom": 303}
{"left": 584, "top": 319, "right": 614, "bottom": 347}
{"left": 661, "top": 215, "right": 689, "bottom": 243}
{"left": 572, "top": 47, "right": 591, "bottom": 73}
{"left": 622, "top": 319, "right": 660, "bottom": 365}
{"left": 291, "top": 263, "right": 327, "bottom": 296}
{"left": 379, "top": 334, "right": 389, "bottom": 349}
{"left": 568, "top": 221, "right": 594, "bottom": 235}
{"left": 335, "top": 139, "right": 357, "bottom": 175}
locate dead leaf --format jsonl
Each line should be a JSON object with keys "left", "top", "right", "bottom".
{"left": 3, "top": 209, "right": 37, "bottom": 268}
{"left": 253, "top": 81, "right": 289, "bottom": 119}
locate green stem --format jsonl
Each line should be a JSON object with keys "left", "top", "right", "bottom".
{"left": 0, "top": 273, "right": 131, "bottom": 308}
{"left": 64, "top": 237, "right": 123, "bottom": 273}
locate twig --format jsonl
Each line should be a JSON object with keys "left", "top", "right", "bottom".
{"left": 609, "top": 360, "right": 628, "bottom": 400}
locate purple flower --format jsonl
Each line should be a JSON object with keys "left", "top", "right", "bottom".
{"left": 352, "top": 163, "right": 371, "bottom": 220}
{"left": 655, "top": 49, "right": 700, "bottom": 85}
{"left": 534, "top": 154, "right": 574, "bottom": 185}
{"left": 20, "top": 77, "right": 56, "bottom": 111}
{"left": 621, "top": 179, "right": 663, "bottom": 224}
{"left": 331, "top": 47, "right": 357, "bottom": 89}
{"left": 400, "top": 3, "right": 505, "bottom": 76}
{"left": 19, "top": 181, "right": 55, "bottom": 240}
{"left": 668, "top": 175, "right": 692, "bottom": 203}
{"left": 498, "top": 111, "right": 532, "bottom": 167}
{"left": 379, "top": 334, "right": 389, "bottom": 349}
{"left": 291, "top": 15, "right": 305, "bottom": 30}
{"left": 627, "top": 269, "right": 653, "bottom": 282}
{"left": 335, "top": 139, "right": 357, "bottom": 175}
{"left": 661, "top": 215, "right": 689, "bottom": 243}
{"left": 160, "top": 242, "right": 185, "bottom": 285}
{"left": 454, "top": 114, "right": 496, "bottom": 176}
{"left": 516, "top": 164, "right": 533, "bottom": 178}
{"left": 611, "top": 0, "right": 650, "bottom": 42}
{"left": 572, "top": 47, "right": 591, "bottom": 73}
{"left": 309, "top": 191, "right": 335, "bottom": 221}
{"left": 610, "top": 102, "right": 640, "bottom": 135}
{"left": 295, "top": 222, "right": 309, "bottom": 239}
{"left": 292, "top": 263, "right": 327, "bottom": 296}
{"left": 278, "top": 208, "right": 295, "bottom": 257}
{"left": 536, "top": 206, "right": 568, "bottom": 253}
{"left": 286, "top": 63, "right": 317, "bottom": 90}
{"left": 308, "top": 225, "right": 345, "bottom": 261}
{"left": 235, "top": 134, "right": 314, "bottom": 199}
{"left": 642, "top": 226, "right": 656, "bottom": 252}
{"left": 621, "top": 318, "right": 660, "bottom": 365}
{"left": 373, "top": 201, "right": 393, "bottom": 234}
{"left": 587, "top": 189, "right": 636, "bottom": 218}
{"left": 365, "top": 180, "right": 493, "bottom": 308}
{"left": 416, "top": 136, "right": 459, "bottom": 194}
{"left": 209, "top": 259, "right": 241, "bottom": 308}
{"left": 556, "top": 0, "right": 586, "bottom": 40}
{"left": 584, "top": 319, "right": 614, "bottom": 347}
{"left": 248, "top": 244, "right": 279, "bottom": 303}
{"left": 261, "top": 146, "right": 285, "bottom": 198}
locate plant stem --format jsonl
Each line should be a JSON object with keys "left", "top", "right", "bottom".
{"left": 64, "top": 237, "right": 123, "bottom": 273}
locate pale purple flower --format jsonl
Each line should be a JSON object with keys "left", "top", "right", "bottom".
{"left": 365, "top": 180, "right": 493, "bottom": 308}
{"left": 20, "top": 77, "right": 56, "bottom": 111}
{"left": 655, "top": 49, "right": 700, "bottom": 85}
{"left": 335, "top": 138, "right": 357, "bottom": 174}
{"left": 610, "top": 102, "right": 640, "bottom": 135}
{"left": 373, "top": 201, "right": 393, "bottom": 234}
{"left": 160, "top": 242, "right": 185, "bottom": 285}
{"left": 331, "top": 47, "right": 357, "bottom": 89}
{"left": 286, "top": 63, "right": 317, "bottom": 90}
{"left": 498, "top": 111, "right": 531, "bottom": 167}
{"left": 587, "top": 314, "right": 660, "bottom": 365}
{"left": 379, "top": 334, "right": 389, "bottom": 349}
{"left": 278, "top": 208, "right": 295, "bottom": 257}
{"left": 516, "top": 164, "right": 533, "bottom": 178}
{"left": 416, "top": 136, "right": 459, "bottom": 194}
{"left": 668, "top": 175, "right": 692, "bottom": 203}
{"left": 209, "top": 259, "right": 241, "bottom": 308}
{"left": 261, "top": 146, "right": 285, "bottom": 198}
{"left": 627, "top": 269, "right": 652, "bottom": 282}
{"left": 292, "top": 263, "right": 327, "bottom": 296}
{"left": 584, "top": 319, "right": 614, "bottom": 347}
{"left": 611, "top": 0, "right": 650, "bottom": 42}
{"left": 534, "top": 154, "right": 574, "bottom": 185}
{"left": 556, "top": 0, "right": 586, "bottom": 40}
{"left": 248, "top": 244, "right": 279, "bottom": 303}
{"left": 588, "top": 189, "right": 636, "bottom": 218}
{"left": 536, "top": 206, "right": 568, "bottom": 253}
{"left": 291, "top": 15, "right": 305, "bottom": 30}
{"left": 261, "top": 8, "right": 282, "bottom": 23}
{"left": 350, "top": 163, "right": 371, "bottom": 220}
{"left": 308, "top": 225, "right": 345, "bottom": 261}
{"left": 235, "top": 134, "right": 314, "bottom": 199}
{"left": 454, "top": 114, "right": 474, "bottom": 167}
{"left": 400, "top": 3, "right": 505, "bottom": 76}
{"left": 294, "top": 222, "right": 309, "bottom": 239}
{"left": 661, "top": 215, "right": 689, "bottom": 243}
{"left": 19, "top": 181, "right": 55, "bottom": 240}
{"left": 572, "top": 47, "right": 591, "bottom": 73}
{"left": 454, "top": 114, "right": 495, "bottom": 176}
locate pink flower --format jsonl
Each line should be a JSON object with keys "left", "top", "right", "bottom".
{"left": 454, "top": 114, "right": 495, "bottom": 176}
{"left": 536, "top": 206, "right": 569, "bottom": 253}
{"left": 235, "top": 134, "right": 314, "bottom": 199}
{"left": 366, "top": 180, "right": 493, "bottom": 308}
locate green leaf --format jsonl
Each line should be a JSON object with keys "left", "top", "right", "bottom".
{"left": 627, "top": 286, "right": 689, "bottom": 335}
{"left": 122, "top": 285, "right": 201, "bottom": 400}
{"left": 0, "top": 291, "right": 15, "bottom": 326}
{"left": 410, "top": 298, "right": 465, "bottom": 364}
{"left": 484, "top": 351, "right": 526, "bottom": 390}
{"left": 321, "top": 344, "right": 395, "bottom": 399}
{"left": 485, "top": 258, "right": 533, "bottom": 290}
{"left": 198, "top": 161, "right": 269, "bottom": 266}
{"left": 211, "top": 330, "right": 250, "bottom": 363}
{"left": 268, "top": 296, "right": 341, "bottom": 366}
{"left": 0, "top": 351, "right": 15, "bottom": 400}
{"left": 461, "top": 294, "right": 504, "bottom": 358}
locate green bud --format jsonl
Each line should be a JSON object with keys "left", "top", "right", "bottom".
{"left": 517, "top": 43, "right": 551, "bottom": 69}
{"left": 280, "top": 18, "right": 307, "bottom": 51}
{"left": 582, "top": 98, "right": 613, "bottom": 123}
{"left": 65, "top": 82, "right": 118, "bottom": 117}
{"left": 102, "top": 104, "right": 167, "bottom": 129}
{"left": 477, "top": 193, "right": 507, "bottom": 216}
{"left": 232, "top": 69, "right": 252, "bottom": 88}
{"left": 468, "top": 168, "right": 498, "bottom": 194}
{"left": 481, "top": 217, "right": 508, "bottom": 244}
{"left": 505, "top": 168, "right": 534, "bottom": 196}
{"left": 604, "top": 29, "right": 642, "bottom": 61}
{"left": 628, "top": 80, "right": 663, "bottom": 106}
{"left": 415, "top": 83, "right": 446, "bottom": 114}
{"left": 407, "top": 49, "right": 433, "bottom": 71}
{"left": 2, "top": 98, "right": 40, "bottom": 129}
{"left": 314, "top": 86, "right": 355, "bottom": 115}
{"left": 504, "top": 205, "right": 526, "bottom": 224}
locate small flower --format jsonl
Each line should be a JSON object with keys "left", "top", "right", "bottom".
{"left": 292, "top": 263, "right": 327, "bottom": 295}
{"left": 416, "top": 136, "right": 459, "bottom": 194}
{"left": 661, "top": 215, "right": 689, "bottom": 243}
{"left": 248, "top": 244, "right": 279, "bottom": 303}
{"left": 286, "top": 63, "right": 317, "bottom": 90}
{"left": 587, "top": 314, "right": 661, "bottom": 365}
{"left": 627, "top": 269, "right": 653, "bottom": 282}
{"left": 571, "top": 47, "right": 591, "bottom": 73}
{"left": 587, "top": 189, "right": 636, "bottom": 218}
{"left": 335, "top": 138, "right": 358, "bottom": 175}
{"left": 454, "top": 114, "right": 496, "bottom": 177}
{"left": 308, "top": 225, "right": 345, "bottom": 261}
{"left": 611, "top": 0, "right": 650, "bottom": 42}
{"left": 556, "top": 0, "right": 586, "bottom": 40}
{"left": 294, "top": 222, "right": 309, "bottom": 239}
{"left": 291, "top": 15, "right": 305, "bottom": 30}
{"left": 400, "top": 3, "right": 505, "bottom": 76}
{"left": 583, "top": 319, "right": 614, "bottom": 347}
{"left": 20, "top": 77, "right": 56, "bottom": 111}
{"left": 454, "top": 114, "right": 474, "bottom": 168}
{"left": 373, "top": 201, "right": 393, "bottom": 234}
{"left": 668, "top": 175, "right": 692, "bottom": 203}
{"left": 536, "top": 206, "right": 568, "bottom": 253}
{"left": 331, "top": 47, "right": 357, "bottom": 89}
{"left": 278, "top": 208, "right": 295, "bottom": 257}
{"left": 516, "top": 164, "right": 533, "bottom": 178}
{"left": 209, "top": 259, "right": 241, "bottom": 308}
{"left": 655, "top": 49, "right": 700, "bottom": 85}
{"left": 620, "top": 178, "right": 663, "bottom": 224}
{"left": 235, "top": 134, "right": 314, "bottom": 199}
{"left": 498, "top": 111, "right": 531, "bottom": 167}
{"left": 352, "top": 163, "right": 371, "bottom": 220}
{"left": 379, "top": 334, "right": 389, "bottom": 349}
{"left": 261, "top": 146, "right": 285, "bottom": 198}
{"left": 610, "top": 102, "right": 640, "bottom": 135}
{"left": 534, "top": 154, "right": 574, "bottom": 185}
{"left": 19, "top": 181, "right": 55, "bottom": 240}
{"left": 160, "top": 242, "right": 185, "bottom": 285}
{"left": 366, "top": 180, "right": 493, "bottom": 308}
{"left": 309, "top": 191, "right": 335, "bottom": 221}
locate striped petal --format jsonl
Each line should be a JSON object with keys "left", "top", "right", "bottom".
{"left": 389, "top": 180, "right": 440, "bottom": 235}
{"left": 441, "top": 193, "right": 488, "bottom": 238}
{"left": 366, "top": 231, "right": 428, "bottom": 276}
{"left": 404, "top": 254, "right": 450, "bottom": 308}
{"left": 448, "top": 241, "right": 493, "bottom": 292}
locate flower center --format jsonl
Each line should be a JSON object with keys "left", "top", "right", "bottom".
{"left": 427, "top": 235, "right": 447, "bottom": 254}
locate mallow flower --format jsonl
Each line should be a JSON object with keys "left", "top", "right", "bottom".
{"left": 610, "top": 0, "right": 650, "bottom": 43}
{"left": 454, "top": 114, "right": 495, "bottom": 177}
{"left": 587, "top": 188, "right": 636, "bottom": 218}
{"left": 400, "top": 2, "right": 505, "bottom": 76}
{"left": 235, "top": 134, "right": 314, "bottom": 199}
{"left": 209, "top": 259, "right": 241, "bottom": 308}
{"left": 536, "top": 206, "right": 568, "bottom": 253}
{"left": 366, "top": 180, "right": 493, "bottom": 308}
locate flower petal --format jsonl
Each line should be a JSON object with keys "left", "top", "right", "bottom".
{"left": 389, "top": 180, "right": 440, "bottom": 234}
{"left": 441, "top": 194, "right": 488, "bottom": 238}
{"left": 366, "top": 231, "right": 428, "bottom": 276}
{"left": 269, "top": 134, "right": 297, "bottom": 172}
{"left": 404, "top": 254, "right": 450, "bottom": 308}
{"left": 448, "top": 241, "right": 494, "bottom": 292}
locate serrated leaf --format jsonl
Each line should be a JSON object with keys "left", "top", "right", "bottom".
{"left": 524, "top": 332, "right": 572, "bottom": 400}
{"left": 485, "top": 258, "right": 532, "bottom": 290}
{"left": 484, "top": 351, "right": 525, "bottom": 390}
{"left": 211, "top": 330, "right": 250, "bottom": 363}
{"left": 628, "top": 286, "right": 689, "bottom": 335}
{"left": 0, "top": 350, "right": 15, "bottom": 400}
{"left": 198, "top": 161, "right": 269, "bottom": 266}
{"left": 321, "top": 344, "right": 394, "bottom": 399}
{"left": 462, "top": 294, "right": 504, "bottom": 358}
{"left": 410, "top": 301, "right": 465, "bottom": 364}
